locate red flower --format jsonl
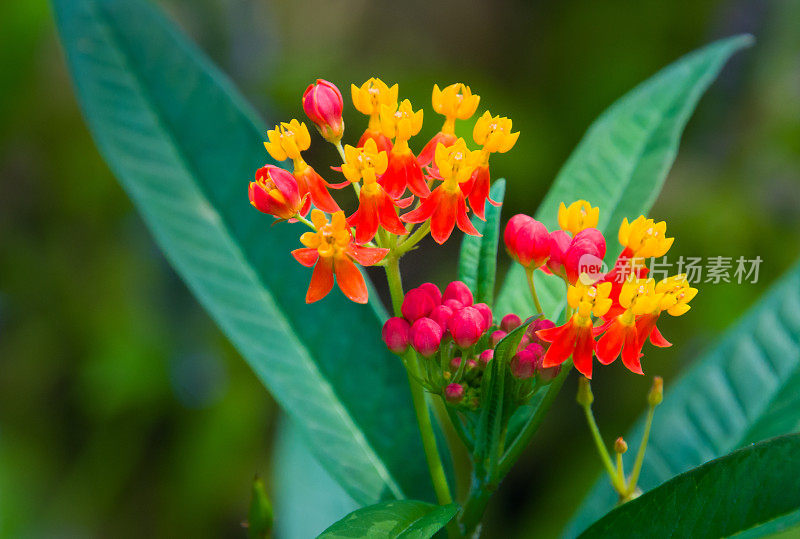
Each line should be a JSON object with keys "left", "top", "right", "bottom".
{"left": 249, "top": 165, "right": 306, "bottom": 220}
{"left": 294, "top": 163, "right": 340, "bottom": 214}
{"left": 291, "top": 210, "right": 388, "bottom": 304}
{"left": 401, "top": 139, "right": 481, "bottom": 244}
{"left": 302, "top": 79, "right": 344, "bottom": 142}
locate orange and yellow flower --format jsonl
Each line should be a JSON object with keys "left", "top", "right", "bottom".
{"left": 249, "top": 165, "right": 306, "bottom": 220}
{"left": 537, "top": 280, "right": 613, "bottom": 378}
{"left": 351, "top": 78, "right": 398, "bottom": 153}
{"left": 402, "top": 138, "right": 482, "bottom": 244}
{"left": 467, "top": 111, "right": 519, "bottom": 220}
{"left": 378, "top": 99, "right": 428, "bottom": 199}
{"left": 635, "top": 274, "right": 697, "bottom": 349}
{"left": 341, "top": 139, "right": 408, "bottom": 243}
{"left": 558, "top": 200, "right": 600, "bottom": 236}
{"left": 291, "top": 210, "right": 388, "bottom": 304}
{"left": 418, "top": 83, "right": 481, "bottom": 166}
{"left": 264, "top": 119, "right": 340, "bottom": 213}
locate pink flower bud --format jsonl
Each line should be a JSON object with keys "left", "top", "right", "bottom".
{"left": 443, "top": 281, "right": 473, "bottom": 307}
{"left": 381, "top": 317, "right": 410, "bottom": 354}
{"left": 445, "top": 383, "right": 465, "bottom": 404}
{"left": 546, "top": 229, "right": 572, "bottom": 278}
{"left": 511, "top": 343, "right": 544, "bottom": 379}
{"left": 409, "top": 317, "right": 443, "bottom": 357}
{"left": 417, "top": 282, "right": 443, "bottom": 306}
{"left": 430, "top": 305, "right": 453, "bottom": 332}
{"left": 302, "top": 79, "right": 344, "bottom": 142}
{"left": 402, "top": 287, "right": 437, "bottom": 322}
{"left": 450, "top": 356, "right": 462, "bottom": 370}
{"left": 504, "top": 214, "right": 552, "bottom": 269}
{"left": 479, "top": 349, "right": 494, "bottom": 367}
{"left": 472, "top": 302, "right": 493, "bottom": 332}
{"left": 443, "top": 299, "right": 464, "bottom": 312}
{"left": 449, "top": 306, "right": 484, "bottom": 349}
{"left": 528, "top": 318, "right": 555, "bottom": 345}
{"left": 467, "top": 359, "right": 477, "bottom": 370}
{"left": 564, "top": 228, "right": 606, "bottom": 284}
{"left": 491, "top": 330, "right": 507, "bottom": 347}
{"left": 500, "top": 313, "right": 522, "bottom": 333}
{"left": 517, "top": 335, "right": 531, "bottom": 351}
{"left": 249, "top": 165, "right": 303, "bottom": 220}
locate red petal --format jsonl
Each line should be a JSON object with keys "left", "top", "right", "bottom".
{"left": 401, "top": 189, "right": 440, "bottom": 224}
{"left": 291, "top": 247, "right": 319, "bottom": 267}
{"left": 335, "top": 256, "right": 368, "bottom": 304}
{"left": 403, "top": 155, "right": 431, "bottom": 198}
{"left": 306, "top": 258, "right": 334, "bottom": 303}
{"left": 429, "top": 191, "right": 458, "bottom": 244}
{"left": 358, "top": 130, "right": 393, "bottom": 153}
{"left": 595, "top": 322, "right": 624, "bottom": 365}
{"left": 649, "top": 326, "right": 672, "bottom": 348}
{"left": 467, "top": 166, "right": 491, "bottom": 221}
{"left": 303, "top": 168, "right": 341, "bottom": 213}
{"left": 377, "top": 191, "right": 408, "bottom": 235}
{"left": 352, "top": 194, "right": 380, "bottom": 244}
{"left": 348, "top": 245, "right": 389, "bottom": 266}
{"left": 572, "top": 327, "right": 596, "bottom": 379}
{"left": 396, "top": 195, "right": 415, "bottom": 209}
{"left": 540, "top": 321, "right": 575, "bottom": 368}
{"left": 456, "top": 194, "right": 481, "bottom": 237}
{"left": 417, "top": 132, "right": 457, "bottom": 167}
{"left": 621, "top": 329, "right": 644, "bottom": 374}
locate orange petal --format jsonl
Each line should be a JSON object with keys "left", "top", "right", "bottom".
{"left": 378, "top": 191, "right": 408, "bottom": 235}
{"left": 304, "top": 168, "right": 341, "bottom": 213}
{"left": 352, "top": 194, "right": 380, "bottom": 244}
{"left": 467, "top": 165, "right": 491, "bottom": 221}
{"left": 429, "top": 192, "right": 458, "bottom": 244}
{"left": 456, "top": 194, "right": 481, "bottom": 237}
{"left": 621, "top": 330, "right": 644, "bottom": 374}
{"left": 306, "top": 258, "right": 334, "bottom": 303}
{"left": 649, "top": 325, "right": 672, "bottom": 348}
{"left": 572, "top": 327, "right": 595, "bottom": 379}
{"left": 348, "top": 245, "right": 389, "bottom": 266}
{"left": 596, "top": 323, "right": 623, "bottom": 365}
{"left": 335, "top": 256, "right": 368, "bottom": 304}
{"left": 401, "top": 188, "right": 439, "bottom": 224}
{"left": 292, "top": 247, "right": 319, "bottom": 267}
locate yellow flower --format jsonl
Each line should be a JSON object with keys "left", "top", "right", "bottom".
{"left": 473, "top": 111, "right": 519, "bottom": 154}
{"left": 618, "top": 277, "right": 664, "bottom": 321}
{"left": 340, "top": 138, "right": 388, "bottom": 185}
{"left": 558, "top": 200, "right": 600, "bottom": 235}
{"left": 567, "top": 281, "right": 613, "bottom": 322}
{"left": 618, "top": 216, "right": 674, "bottom": 258}
{"left": 380, "top": 99, "right": 424, "bottom": 143}
{"left": 263, "top": 119, "right": 311, "bottom": 162}
{"left": 432, "top": 83, "right": 481, "bottom": 133}
{"left": 434, "top": 138, "right": 481, "bottom": 189}
{"left": 351, "top": 78, "right": 399, "bottom": 130}
{"left": 655, "top": 274, "right": 698, "bottom": 316}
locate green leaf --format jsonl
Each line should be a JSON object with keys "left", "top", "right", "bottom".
{"left": 578, "top": 434, "right": 800, "bottom": 539}
{"left": 458, "top": 179, "right": 506, "bottom": 306}
{"left": 566, "top": 261, "right": 800, "bottom": 537}
{"left": 317, "top": 500, "right": 459, "bottom": 539}
{"left": 495, "top": 34, "right": 753, "bottom": 320}
{"left": 52, "top": 0, "right": 431, "bottom": 504}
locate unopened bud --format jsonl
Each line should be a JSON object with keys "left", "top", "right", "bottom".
{"left": 449, "top": 306, "right": 484, "bottom": 349}
{"left": 478, "top": 349, "right": 493, "bottom": 367}
{"left": 302, "top": 79, "right": 344, "bottom": 143}
{"left": 445, "top": 383, "right": 465, "bottom": 404}
{"left": 429, "top": 305, "right": 454, "bottom": 333}
{"left": 409, "top": 317, "right": 443, "bottom": 358}
{"left": 402, "top": 287, "right": 437, "bottom": 322}
{"left": 442, "top": 280, "right": 474, "bottom": 307}
{"left": 381, "top": 317, "right": 410, "bottom": 354}
{"left": 614, "top": 437, "right": 628, "bottom": 454}
{"left": 450, "top": 356, "right": 462, "bottom": 370}
{"left": 491, "top": 330, "right": 507, "bottom": 347}
{"left": 577, "top": 377, "right": 594, "bottom": 407}
{"left": 648, "top": 376, "right": 663, "bottom": 406}
{"left": 472, "top": 302, "right": 493, "bottom": 332}
{"left": 504, "top": 214, "right": 552, "bottom": 269}
{"left": 500, "top": 313, "right": 522, "bottom": 332}
{"left": 511, "top": 344, "right": 543, "bottom": 380}
{"left": 417, "top": 282, "right": 443, "bottom": 306}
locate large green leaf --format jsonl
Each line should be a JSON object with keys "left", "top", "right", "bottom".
{"left": 495, "top": 34, "right": 753, "bottom": 321}
{"left": 317, "top": 500, "right": 459, "bottom": 539}
{"left": 579, "top": 434, "right": 800, "bottom": 539}
{"left": 52, "top": 0, "right": 431, "bottom": 504}
{"left": 458, "top": 179, "right": 506, "bottom": 306}
{"left": 566, "top": 261, "right": 800, "bottom": 537}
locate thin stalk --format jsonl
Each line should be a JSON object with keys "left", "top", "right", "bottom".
{"left": 295, "top": 214, "right": 316, "bottom": 231}
{"left": 582, "top": 402, "right": 625, "bottom": 493}
{"left": 396, "top": 222, "right": 431, "bottom": 256}
{"left": 626, "top": 401, "right": 656, "bottom": 498}
{"left": 383, "top": 257, "right": 454, "bottom": 513}
{"left": 525, "top": 268, "right": 544, "bottom": 314}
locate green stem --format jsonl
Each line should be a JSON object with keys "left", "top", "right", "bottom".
{"left": 396, "top": 222, "right": 431, "bottom": 256}
{"left": 525, "top": 268, "right": 544, "bottom": 314}
{"left": 294, "top": 214, "right": 316, "bottom": 231}
{"left": 626, "top": 400, "right": 656, "bottom": 498}
{"left": 384, "top": 257, "right": 454, "bottom": 512}
{"left": 582, "top": 400, "right": 625, "bottom": 494}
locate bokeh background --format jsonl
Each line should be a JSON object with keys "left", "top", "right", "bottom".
{"left": 2, "top": 0, "right": 799, "bottom": 537}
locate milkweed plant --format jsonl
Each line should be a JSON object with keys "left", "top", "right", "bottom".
{"left": 54, "top": 1, "right": 800, "bottom": 536}
{"left": 247, "top": 77, "right": 699, "bottom": 536}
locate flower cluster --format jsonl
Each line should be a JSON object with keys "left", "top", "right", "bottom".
{"left": 504, "top": 201, "right": 698, "bottom": 378}
{"left": 249, "top": 78, "right": 519, "bottom": 303}
{"left": 381, "top": 281, "right": 561, "bottom": 408}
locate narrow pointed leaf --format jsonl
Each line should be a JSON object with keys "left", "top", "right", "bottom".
{"left": 318, "top": 500, "right": 459, "bottom": 539}
{"left": 567, "top": 261, "right": 800, "bottom": 537}
{"left": 458, "top": 179, "right": 506, "bottom": 306}
{"left": 52, "top": 0, "right": 430, "bottom": 504}
{"left": 496, "top": 35, "right": 753, "bottom": 320}
{"left": 579, "top": 434, "right": 800, "bottom": 539}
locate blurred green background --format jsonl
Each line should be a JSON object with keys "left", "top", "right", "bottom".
{"left": 1, "top": 0, "right": 799, "bottom": 537}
